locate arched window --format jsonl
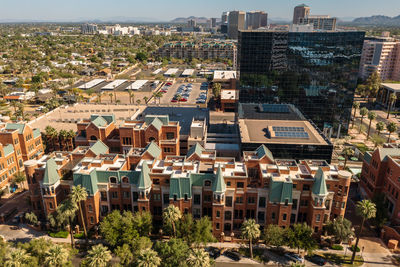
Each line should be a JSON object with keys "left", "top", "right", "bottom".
{"left": 122, "top": 176, "right": 129, "bottom": 183}
{"left": 109, "top": 177, "right": 117, "bottom": 184}
{"left": 204, "top": 180, "right": 211, "bottom": 187}
{"left": 148, "top": 137, "right": 156, "bottom": 142}
{"left": 90, "top": 135, "right": 97, "bottom": 141}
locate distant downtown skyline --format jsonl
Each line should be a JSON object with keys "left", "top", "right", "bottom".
{"left": 0, "top": 0, "right": 399, "bottom": 22}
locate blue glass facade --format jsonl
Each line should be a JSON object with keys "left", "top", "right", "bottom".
{"left": 238, "top": 31, "right": 365, "bottom": 134}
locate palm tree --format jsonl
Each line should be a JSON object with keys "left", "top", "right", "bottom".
{"left": 97, "top": 92, "right": 102, "bottom": 103}
{"left": 144, "top": 96, "right": 148, "bottom": 104}
{"left": 387, "top": 93, "right": 397, "bottom": 119}
{"left": 241, "top": 219, "right": 261, "bottom": 259}
{"left": 44, "top": 245, "right": 69, "bottom": 267}
{"left": 136, "top": 99, "right": 141, "bottom": 105}
{"left": 58, "top": 129, "right": 68, "bottom": 151}
{"left": 67, "top": 130, "right": 76, "bottom": 151}
{"left": 187, "top": 249, "right": 211, "bottom": 267}
{"left": 5, "top": 248, "right": 31, "bottom": 267}
{"left": 351, "top": 200, "right": 377, "bottom": 264}
{"left": 163, "top": 204, "right": 182, "bottom": 237}
{"left": 12, "top": 171, "right": 26, "bottom": 190}
{"left": 84, "top": 244, "right": 112, "bottom": 267}
{"left": 176, "top": 94, "right": 182, "bottom": 107}
{"left": 157, "top": 92, "right": 163, "bottom": 104}
{"left": 359, "top": 107, "right": 368, "bottom": 134}
{"left": 58, "top": 198, "right": 78, "bottom": 248}
{"left": 342, "top": 147, "right": 354, "bottom": 169}
{"left": 128, "top": 89, "right": 133, "bottom": 104}
{"left": 71, "top": 185, "right": 88, "bottom": 242}
{"left": 386, "top": 122, "right": 397, "bottom": 143}
{"left": 136, "top": 249, "right": 161, "bottom": 267}
{"left": 109, "top": 93, "right": 113, "bottom": 103}
{"left": 366, "top": 111, "right": 377, "bottom": 139}
{"left": 113, "top": 85, "right": 117, "bottom": 103}
{"left": 376, "top": 121, "right": 385, "bottom": 136}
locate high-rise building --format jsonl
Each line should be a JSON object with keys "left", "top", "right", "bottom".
{"left": 221, "top": 12, "right": 229, "bottom": 24}
{"left": 211, "top": 18, "right": 217, "bottom": 28}
{"left": 237, "top": 30, "right": 365, "bottom": 134}
{"left": 298, "top": 15, "right": 337, "bottom": 31}
{"left": 188, "top": 19, "right": 197, "bottom": 28}
{"left": 359, "top": 36, "right": 400, "bottom": 81}
{"left": 81, "top": 23, "right": 98, "bottom": 34}
{"left": 228, "top": 11, "right": 245, "bottom": 39}
{"left": 246, "top": 11, "right": 268, "bottom": 30}
{"left": 293, "top": 4, "right": 310, "bottom": 24}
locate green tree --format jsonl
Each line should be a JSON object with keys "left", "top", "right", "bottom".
{"left": 144, "top": 96, "right": 149, "bottom": 104}
{"left": 109, "top": 93, "right": 113, "bottom": 103}
{"left": 133, "top": 211, "right": 153, "bottom": 237}
{"left": 163, "top": 205, "right": 182, "bottom": 237}
{"left": 212, "top": 83, "right": 221, "bottom": 99}
{"left": 326, "top": 217, "right": 354, "bottom": 244}
{"left": 127, "top": 90, "right": 133, "bottom": 104}
{"left": 12, "top": 172, "right": 26, "bottom": 190}
{"left": 136, "top": 52, "right": 148, "bottom": 62}
{"left": 136, "top": 249, "right": 161, "bottom": 267}
{"left": 352, "top": 101, "right": 360, "bottom": 128}
{"left": 365, "top": 71, "right": 381, "bottom": 102}
{"left": 192, "top": 216, "right": 215, "bottom": 245}
{"left": 5, "top": 248, "right": 31, "bottom": 267}
{"left": 44, "top": 244, "right": 69, "bottom": 267}
{"left": 115, "top": 244, "right": 134, "bottom": 267}
{"left": 371, "top": 134, "right": 385, "bottom": 148}
{"left": 387, "top": 93, "right": 397, "bottom": 119}
{"left": 386, "top": 122, "right": 397, "bottom": 142}
{"left": 263, "top": 224, "right": 286, "bottom": 248}
{"left": 371, "top": 193, "right": 390, "bottom": 229}
{"left": 154, "top": 238, "right": 189, "bottom": 267}
{"left": 342, "top": 147, "right": 354, "bottom": 169}
{"left": 70, "top": 185, "right": 88, "bottom": 243}
{"left": 351, "top": 200, "right": 377, "bottom": 264}
{"left": 366, "top": 111, "right": 377, "bottom": 139}
{"left": 359, "top": 107, "right": 368, "bottom": 134}
{"left": 286, "top": 223, "right": 316, "bottom": 254}
{"left": 25, "top": 212, "right": 38, "bottom": 226}
{"left": 241, "top": 219, "right": 261, "bottom": 259}
{"left": 83, "top": 244, "right": 112, "bottom": 267}
{"left": 376, "top": 121, "right": 385, "bottom": 136}
{"left": 18, "top": 238, "right": 52, "bottom": 265}
{"left": 186, "top": 248, "right": 211, "bottom": 267}
{"left": 57, "top": 198, "right": 78, "bottom": 248}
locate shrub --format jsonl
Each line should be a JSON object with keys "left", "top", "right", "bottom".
{"left": 48, "top": 230, "right": 68, "bottom": 238}
{"left": 350, "top": 245, "right": 360, "bottom": 252}
{"left": 74, "top": 232, "right": 85, "bottom": 239}
{"left": 331, "top": 244, "right": 343, "bottom": 250}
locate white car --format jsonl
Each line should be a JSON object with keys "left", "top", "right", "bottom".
{"left": 284, "top": 253, "right": 304, "bottom": 263}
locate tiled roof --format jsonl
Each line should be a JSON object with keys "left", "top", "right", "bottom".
{"left": 312, "top": 167, "right": 328, "bottom": 196}
{"left": 5, "top": 123, "right": 25, "bottom": 134}
{"left": 89, "top": 140, "right": 109, "bottom": 156}
{"left": 144, "top": 142, "right": 161, "bottom": 158}
{"left": 3, "top": 144, "right": 14, "bottom": 156}
{"left": 187, "top": 142, "right": 204, "bottom": 158}
{"left": 43, "top": 158, "right": 60, "bottom": 186}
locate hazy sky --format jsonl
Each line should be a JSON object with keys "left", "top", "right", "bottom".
{"left": 0, "top": 0, "right": 399, "bottom": 21}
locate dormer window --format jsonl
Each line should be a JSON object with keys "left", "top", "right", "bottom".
{"left": 122, "top": 176, "right": 129, "bottom": 183}
{"left": 174, "top": 194, "right": 177, "bottom": 201}
{"left": 204, "top": 180, "right": 211, "bottom": 187}
{"left": 184, "top": 194, "right": 188, "bottom": 201}
{"left": 109, "top": 177, "right": 117, "bottom": 184}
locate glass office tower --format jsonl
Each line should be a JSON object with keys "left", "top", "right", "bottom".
{"left": 238, "top": 30, "right": 365, "bottom": 134}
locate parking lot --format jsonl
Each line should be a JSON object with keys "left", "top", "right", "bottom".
{"left": 158, "top": 82, "right": 208, "bottom": 105}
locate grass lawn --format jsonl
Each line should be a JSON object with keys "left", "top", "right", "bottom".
{"left": 323, "top": 253, "right": 364, "bottom": 267}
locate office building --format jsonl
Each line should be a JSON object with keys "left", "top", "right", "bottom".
{"left": 221, "top": 12, "right": 229, "bottom": 24}
{"left": 298, "top": 16, "right": 337, "bottom": 31}
{"left": 81, "top": 23, "right": 98, "bottom": 35}
{"left": 237, "top": 30, "right": 365, "bottom": 134}
{"left": 26, "top": 138, "right": 351, "bottom": 235}
{"left": 246, "top": 11, "right": 268, "bottom": 30}
{"left": 359, "top": 36, "right": 400, "bottom": 81}
{"left": 293, "top": 4, "right": 310, "bottom": 24}
{"left": 228, "top": 11, "right": 245, "bottom": 39}
{"left": 211, "top": 18, "right": 217, "bottom": 28}
{"left": 188, "top": 19, "right": 197, "bottom": 28}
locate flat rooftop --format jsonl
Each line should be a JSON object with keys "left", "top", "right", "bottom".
{"left": 238, "top": 103, "right": 306, "bottom": 121}
{"left": 382, "top": 83, "right": 400, "bottom": 92}
{"left": 239, "top": 119, "right": 328, "bottom": 146}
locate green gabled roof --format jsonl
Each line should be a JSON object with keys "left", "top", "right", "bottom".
{"left": 33, "top": 128, "right": 41, "bottom": 139}
{"left": 149, "top": 117, "right": 163, "bottom": 131}
{"left": 169, "top": 177, "right": 192, "bottom": 199}
{"left": 5, "top": 123, "right": 25, "bottom": 134}
{"left": 364, "top": 151, "right": 372, "bottom": 164}
{"left": 213, "top": 165, "right": 226, "bottom": 193}
{"left": 144, "top": 115, "right": 169, "bottom": 127}
{"left": 91, "top": 116, "right": 108, "bottom": 127}
{"left": 73, "top": 170, "right": 98, "bottom": 196}
{"left": 119, "top": 170, "right": 141, "bottom": 185}
{"left": 95, "top": 170, "right": 120, "bottom": 183}
{"left": 187, "top": 142, "right": 205, "bottom": 158}
{"left": 312, "top": 167, "right": 328, "bottom": 196}
{"left": 144, "top": 142, "right": 161, "bottom": 158}
{"left": 269, "top": 178, "right": 293, "bottom": 204}
{"left": 90, "top": 114, "right": 115, "bottom": 125}
{"left": 190, "top": 173, "right": 214, "bottom": 187}
{"left": 256, "top": 145, "right": 274, "bottom": 161}
{"left": 138, "top": 163, "right": 152, "bottom": 190}
{"left": 89, "top": 140, "right": 109, "bottom": 156}
{"left": 3, "top": 144, "right": 14, "bottom": 156}
{"left": 43, "top": 158, "right": 60, "bottom": 186}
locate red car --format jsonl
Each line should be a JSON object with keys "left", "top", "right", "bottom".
{"left": 166, "top": 82, "right": 173, "bottom": 86}
{"left": 160, "top": 89, "right": 167, "bottom": 93}
{"left": 171, "top": 99, "right": 178, "bottom": 102}
{"left": 179, "top": 98, "right": 187, "bottom": 102}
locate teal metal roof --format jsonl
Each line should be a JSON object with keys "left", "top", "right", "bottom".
{"left": 91, "top": 116, "right": 108, "bottom": 127}
{"left": 256, "top": 145, "right": 274, "bottom": 161}
{"left": 90, "top": 114, "right": 115, "bottom": 125}
{"left": 213, "top": 165, "right": 226, "bottom": 193}
{"left": 187, "top": 143, "right": 204, "bottom": 158}
{"left": 3, "top": 144, "right": 14, "bottom": 156}
{"left": 33, "top": 128, "right": 41, "bottom": 139}
{"left": 89, "top": 140, "right": 109, "bottom": 156}
{"left": 144, "top": 142, "right": 161, "bottom": 158}
{"left": 5, "top": 123, "right": 25, "bottom": 134}
{"left": 363, "top": 151, "right": 372, "bottom": 164}
{"left": 138, "top": 163, "right": 152, "bottom": 190}
{"left": 144, "top": 115, "right": 169, "bottom": 127}
{"left": 269, "top": 177, "right": 293, "bottom": 204}
{"left": 312, "top": 167, "right": 328, "bottom": 196}
{"left": 73, "top": 171, "right": 98, "bottom": 196}
{"left": 190, "top": 173, "right": 214, "bottom": 187}
{"left": 150, "top": 117, "right": 163, "bottom": 131}
{"left": 43, "top": 158, "right": 60, "bottom": 186}
{"left": 169, "top": 177, "right": 192, "bottom": 199}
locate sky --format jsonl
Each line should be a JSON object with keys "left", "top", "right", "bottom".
{"left": 0, "top": 0, "right": 399, "bottom": 22}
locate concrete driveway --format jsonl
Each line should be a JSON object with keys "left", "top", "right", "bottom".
{"left": 358, "top": 237, "right": 397, "bottom": 267}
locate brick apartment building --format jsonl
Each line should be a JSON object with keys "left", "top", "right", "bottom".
{"left": 0, "top": 123, "right": 44, "bottom": 192}
{"left": 26, "top": 134, "right": 351, "bottom": 236}
{"left": 360, "top": 148, "right": 400, "bottom": 224}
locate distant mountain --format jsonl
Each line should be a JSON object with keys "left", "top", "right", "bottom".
{"left": 351, "top": 15, "right": 400, "bottom": 26}
{"left": 170, "top": 16, "right": 209, "bottom": 24}
{"left": 269, "top": 17, "right": 290, "bottom": 24}
{"left": 0, "top": 17, "right": 164, "bottom": 23}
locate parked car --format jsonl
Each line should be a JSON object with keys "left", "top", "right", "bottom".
{"left": 224, "top": 250, "right": 241, "bottom": 261}
{"left": 205, "top": 247, "right": 221, "bottom": 259}
{"left": 36, "top": 106, "right": 45, "bottom": 111}
{"left": 166, "top": 82, "right": 173, "bottom": 86}
{"left": 196, "top": 100, "right": 206, "bottom": 104}
{"left": 171, "top": 99, "right": 178, "bottom": 103}
{"left": 306, "top": 255, "right": 327, "bottom": 266}
{"left": 285, "top": 253, "right": 304, "bottom": 263}
{"left": 179, "top": 98, "right": 187, "bottom": 102}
